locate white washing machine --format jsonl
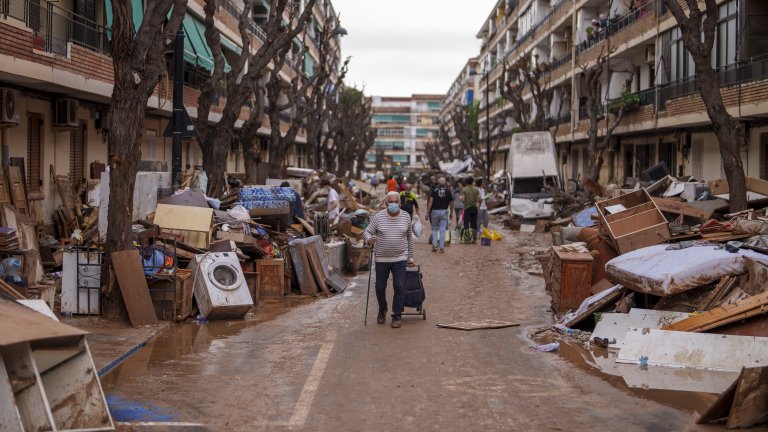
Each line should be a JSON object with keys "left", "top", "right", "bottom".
{"left": 189, "top": 252, "right": 253, "bottom": 319}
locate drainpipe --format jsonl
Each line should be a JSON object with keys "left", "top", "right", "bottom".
{"left": 1, "top": 128, "right": 7, "bottom": 166}
{"left": 171, "top": 28, "right": 185, "bottom": 189}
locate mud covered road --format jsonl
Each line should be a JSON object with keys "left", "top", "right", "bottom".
{"left": 105, "top": 229, "right": 725, "bottom": 432}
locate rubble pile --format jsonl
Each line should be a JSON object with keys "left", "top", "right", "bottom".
{"left": 538, "top": 174, "right": 768, "bottom": 428}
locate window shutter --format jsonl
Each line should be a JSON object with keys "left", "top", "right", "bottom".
{"left": 27, "top": 113, "right": 42, "bottom": 192}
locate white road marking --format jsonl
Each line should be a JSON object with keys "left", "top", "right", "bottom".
{"left": 287, "top": 341, "right": 335, "bottom": 428}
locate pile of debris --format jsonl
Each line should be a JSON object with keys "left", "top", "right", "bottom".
{"left": 538, "top": 175, "right": 768, "bottom": 428}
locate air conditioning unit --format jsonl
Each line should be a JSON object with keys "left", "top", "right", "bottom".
{"left": 0, "top": 88, "right": 19, "bottom": 126}
{"left": 646, "top": 45, "right": 655, "bottom": 65}
{"left": 54, "top": 98, "right": 79, "bottom": 128}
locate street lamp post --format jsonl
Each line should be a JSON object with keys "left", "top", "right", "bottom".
{"left": 484, "top": 68, "right": 490, "bottom": 181}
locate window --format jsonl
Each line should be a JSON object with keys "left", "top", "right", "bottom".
{"left": 665, "top": 27, "right": 695, "bottom": 81}
{"left": 659, "top": 142, "right": 677, "bottom": 176}
{"left": 144, "top": 129, "right": 158, "bottom": 160}
{"left": 70, "top": 122, "right": 86, "bottom": 184}
{"left": 716, "top": 0, "right": 738, "bottom": 68}
{"left": 27, "top": 113, "right": 43, "bottom": 192}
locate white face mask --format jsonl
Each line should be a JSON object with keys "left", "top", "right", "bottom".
{"left": 387, "top": 202, "right": 400, "bottom": 213}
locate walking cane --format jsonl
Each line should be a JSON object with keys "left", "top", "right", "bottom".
{"left": 364, "top": 249, "right": 374, "bottom": 326}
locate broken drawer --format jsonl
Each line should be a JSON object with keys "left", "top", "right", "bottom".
{"left": 551, "top": 246, "right": 593, "bottom": 312}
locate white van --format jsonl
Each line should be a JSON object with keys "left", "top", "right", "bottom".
{"left": 506, "top": 132, "right": 560, "bottom": 219}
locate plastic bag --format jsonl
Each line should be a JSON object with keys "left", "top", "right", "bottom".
{"left": 481, "top": 227, "right": 503, "bottom": 241}
{"left": 412, "top": 218, "right": 423, "bottom": 238}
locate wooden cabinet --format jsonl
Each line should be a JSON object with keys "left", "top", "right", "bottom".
{"left": 595, "top": 189, "right": 670, "bottom": 254}
{"left": 551, "top": 246, "right": 593, "bottom": 312}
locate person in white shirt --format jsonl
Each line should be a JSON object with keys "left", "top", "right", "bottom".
{"left": 475, "top": 178, "right": 489, "bottom": 229}
{"left": 322, "top": 179, "right": 340, "bottom": 219}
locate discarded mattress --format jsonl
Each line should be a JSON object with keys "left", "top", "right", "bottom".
{"left": 605, "top": 244, "right": 768, "bottom": 296}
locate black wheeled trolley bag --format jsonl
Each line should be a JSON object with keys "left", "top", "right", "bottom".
{"left": 402, "top": 265, "right": 426, "bottom": 320}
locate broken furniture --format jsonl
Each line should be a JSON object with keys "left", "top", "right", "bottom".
{"left": 0, "top": 298, "right": 114, "bottom": 431}
{"left": 153, "top": 204, "right": 214, "bottom": 250}
{"left": 61, "top": 248, "right": 102, "bottom": 315}
{"left": 550, "top": 245, "right": 593, "bottom": 312}
{"left": 256, "top": 258, "right": 285, "bottom": 301}
{"left": 595, "top": 189, "right": 670, "bottom": 254}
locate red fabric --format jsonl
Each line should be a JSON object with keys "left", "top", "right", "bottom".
{"left": 387, "top": 179, "right": 397, "bottom": 192}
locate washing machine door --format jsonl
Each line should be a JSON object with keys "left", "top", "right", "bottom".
{"left": 207, "top": 262, "right": 244, "bottom": 291}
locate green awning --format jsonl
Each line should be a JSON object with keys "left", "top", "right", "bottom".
{"left": 221, "top": 36, "right": 242, "bottom": 55}
{"left": 104, "top": 0, "right": 143, "bottom": 33}
{"left": 182, "top": 14, "right": 232, "bottom": 74}
{"left": 304, "top": 53, "right": 314, "bottom": 77}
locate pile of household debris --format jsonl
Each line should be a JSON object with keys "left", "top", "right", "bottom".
{"left": 0, "top": 167, "right": 380, "bottom": 328}
{"left": 537, "top": 175, "right": 768, "bottom": 429}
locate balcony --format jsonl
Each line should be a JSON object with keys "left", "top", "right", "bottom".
{"left": 217, "top": 0, "right": 267, "bottom": 42}
{"left": 1, "top": 0, "right": 110, "bottom": 55}
{"left": 659, "top": 53, "right": 768, "bottom": 110}
{"left": 576, "top": 1, "right": 654, "bottom": 56}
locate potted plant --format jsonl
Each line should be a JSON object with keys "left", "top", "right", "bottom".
{"left": 608, "top": 91, "right": 640, "bottom": 114}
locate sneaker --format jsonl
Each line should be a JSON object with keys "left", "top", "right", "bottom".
{"left": 439, "top": 248, "right": 445, "bottom": 253}
{"left": 432, "top": 246, "right": 438, "bottom": 252}
{"left": 391, "top": 317, "right": 402, "bottom": 328}
{"left": 377, "top": 309, "right": 387, "bottom": 325}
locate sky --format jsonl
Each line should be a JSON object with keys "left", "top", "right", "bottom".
{"left": 330, "top": 0, "right": 496, "bottom": 98}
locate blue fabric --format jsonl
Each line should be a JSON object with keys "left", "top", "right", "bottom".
{"left": 430, "top": 209, "right": 449, "bottom": 249}
{"left": 374, "top": 260, "right": 407, "bottom": 318}
{"left": 293, "top": 191, "right": 305, "bottom": 219}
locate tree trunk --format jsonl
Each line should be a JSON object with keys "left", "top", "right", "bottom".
{"left": 243, "top": 140, "right": 260, "bottom": 184}
{"left": 267, "top": 155, "right": 282, "bottom": 178}
{"left": 697, "top": 66, "right": 747, "bottom": 212}
{"left": 103, "top": 86, "right": 145, "bottom": 317}
{"left": 201, "top": 132, "right": 230, "bottom": 197}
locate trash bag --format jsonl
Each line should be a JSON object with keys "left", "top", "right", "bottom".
{"left": 481, "top": 227, "right": 503, "bottom": 241}
{"left": 412, "top": 218, "right": 423, "bottom": 238}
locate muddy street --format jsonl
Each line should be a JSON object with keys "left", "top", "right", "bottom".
{"left": 104, "top": 229, "right": 723, "bottom": 431}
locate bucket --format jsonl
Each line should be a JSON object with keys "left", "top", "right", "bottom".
{"left": 481, "top": 238, "right": 491, "bottom": 246}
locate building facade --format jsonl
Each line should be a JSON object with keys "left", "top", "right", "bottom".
{"left": 367, "top": 94, "right": 443, "bottom": 172}
{"left": 440, "top": 57, "right": 481, "bottom": 153}
{"left": 441, "top": 0, "right": 768, "bottom": 185}
{"left": 0, "top": 0, "right": 342, "bottom": 225}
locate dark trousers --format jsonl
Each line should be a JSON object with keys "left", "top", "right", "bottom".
{"left": 375, "top": 260, "right": 407, "bottom": 318}
{"left": 463, "top": 206, "right": 478, "bottom": 230}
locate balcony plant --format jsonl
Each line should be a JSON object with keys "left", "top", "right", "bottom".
{"left": 608, "top": 91, "right": 640, "bottom": 114}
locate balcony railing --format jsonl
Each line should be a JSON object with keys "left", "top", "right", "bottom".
{"left": 1, "top": 0, "right": 110, "bottom": 55}
{"left": 218, "top": 0, "right": 267, "bottom": 42}
{"left": 659, "top": 53, "right": 768, "bottom": 110}
{"left": 576, "top": 1, "right": 653, "bottom": 56}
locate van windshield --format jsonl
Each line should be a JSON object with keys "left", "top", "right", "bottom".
{"left": 511, "top": 177, "right": 556, "bottom": 199}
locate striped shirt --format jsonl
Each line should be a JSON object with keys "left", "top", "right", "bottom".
{"left": 363, "top": 209, "right": 414, "bottom": 263}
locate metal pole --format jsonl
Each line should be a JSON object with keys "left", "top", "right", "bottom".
{"left": 485, "top": 70, "right": 491, "bottom": 180}
{"left": 171, "top": 28, "right": 185, "bottom": 189}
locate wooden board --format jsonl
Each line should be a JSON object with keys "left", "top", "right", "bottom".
{"left": 652, "top": 197, "right": 714, "bottom": 220}
{"left": 0, "top": 166, "right": 11, "bottom": 208}
{"left": 306, "top": 245, "right": 331, "bottom": 295}
{"left": 7, "top": 166, "right": 28, "bottom": 216}
{"left": 153, "top": 204, "right": 213, "bottom": 249}
{"left": 663, "top": 290, "right": 768, "bottom": 332}
{"left": 257, "top": 259, "right": 285, "bottom": 300}
{"left": 111, "top": 250, "right": 158, "bottom": 327}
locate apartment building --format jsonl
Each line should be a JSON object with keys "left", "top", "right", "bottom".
{"left": 0, "top": 0, "right": 342, "bottom": 224}
{"left": 366, "top": 94, "right": 443, "bottom": 172}
{"left": 442, "top": 0, "right": 768, "bottom": 185}
{"left": 440, "top": 57, "right": 481, "bottom": 152}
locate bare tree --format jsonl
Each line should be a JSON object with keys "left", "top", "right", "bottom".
{"left": 580, "top": 46, "right": 633, "bottom": 184}
{"left": 423, "top": 122, "right": 458, "bottom": 168}
{"left": 104, "top": 0, "right": 186, "bottom": 314}
{"left": 665, "top": 0, "right": 747, "bottom": 211}
{"left": 323, "top": 86, "right": 373, "bottom": 176}
{"left": 450, "top": 103, "right": 504, "bottom": 177}
{"left": 196, "top": 0, "right": 317, "bottom": 196}
{"left": 500, "top": 55, "right": 553, "bottom": 131}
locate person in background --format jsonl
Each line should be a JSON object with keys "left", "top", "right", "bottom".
{"left": 476, "top": 178, "right": 489, "bottom": 230}
{"left": 399, "top": 185, "right": 420, "bottom": 220}
{"left": 398, "top": 177, "right": 408, "bottom": 193}
{"left": 426, "top": 177, "right": 453, "bottom": 253}
{"left": 370, "top": 174, "right": 379, "bottom": 191}
{"left": 387, "top": 175, "right": 398, "bottom": 193}
{"left": 461, "top": 176, "right": 480, "bottom": 244}
{"left": 452, "top": 180, "right": 464, "bottom": 228}
{"left": 364, "top": 191, "right": 415, "bottom": 329}
{"left": 281, "top": 181, "right": 304, "bottom": 220}
{"left": 322, "top": 179, "right": 340, "bottom": 220}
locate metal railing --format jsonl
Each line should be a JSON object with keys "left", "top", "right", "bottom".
{"left": 218, "top": 0, "right": 267, "bottom": 42}
{"left": 659, "top": 53, "right": 768, "bottom": 110}
{"left": 1, "top": 0, "right": 110, "bottom": 55}
{"left": 576, "top": 1, "right": 654, "bottom": 56}
{"left": 546, "top": 51, "right": 572, "bottom": 73}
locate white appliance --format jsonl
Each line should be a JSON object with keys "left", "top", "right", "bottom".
{"left": 189, "top": 252, "right": 252, "bottom": 319}
{"left": 62, "top": 250, "right": 102, "bottom": 315}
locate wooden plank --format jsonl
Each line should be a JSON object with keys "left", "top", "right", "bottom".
{"left": 663, "top": 290, "right": 768, "bottom": 332}
{"left": 256, "top": 259, "right": 285, "bottom": 300}
{"left": 604, "top": 201, "right": 657, "bottom": 223}
{"left": 563, "top": 286, "right": 625, "bottom": 328}
{"left": 652, "top": 197, "right": 714, "bottom": 220}
{"left": 0, "top": 165, "right": 11, "bottom": 207}
{"left": 7, "top": 166, "right": 28, "bottom": 216}
{"left": 306, "top": 245, "right": 331, "bottom": 296}
{"left": 111, "top": 250, "right": 158, "bottom": 327}
{"left": 0, "top": 278, "right": 24, "bottom": 300}
{"left": 153, "top": 204, "right": 213, "bottom": 249}
{"left": 296, "top": 217, "right": 315, "bottom": 236}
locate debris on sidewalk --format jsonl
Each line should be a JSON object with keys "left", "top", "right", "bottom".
{"left": 436, "top": 320, "right": 520, "bottom": 331}
{"left": 698, "top": 366, "right": 768, "bottom": 429}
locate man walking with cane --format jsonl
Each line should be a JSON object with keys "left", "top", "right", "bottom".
{"left": 364, "top": 191, "right": 415, "bottom": 329}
